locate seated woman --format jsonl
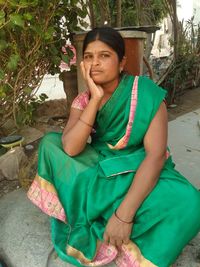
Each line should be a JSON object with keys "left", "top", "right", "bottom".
{"left": 28, "top": 27, "right": 200, "bottom": 267}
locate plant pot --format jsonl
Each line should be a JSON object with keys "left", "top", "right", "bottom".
{"left": 59, "top": 71, "right": 78, "bottom": 107}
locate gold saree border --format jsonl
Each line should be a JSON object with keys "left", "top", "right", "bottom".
{"left": 67, "top": 245, "right": 93, "bottom": 265}
{"left": 34, "top": 174, "right": 57, "bottom": 193}
{"left": 66, "top": 241, "right": 117, "bottom": 266}
{"left": 67, "top": 240, "right": 157, "bottom": 267}
{"left": 120, "top": 241, "right": 158, "bottom": 267}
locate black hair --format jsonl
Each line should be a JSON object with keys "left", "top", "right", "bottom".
{"left": 82, "top": 27, "right": 125, "bottom": 62}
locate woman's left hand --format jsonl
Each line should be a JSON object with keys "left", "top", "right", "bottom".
{"left": 103, "top": 213, "right": 133, "bottom": 249}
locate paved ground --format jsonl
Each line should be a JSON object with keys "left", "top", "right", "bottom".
{"left": 0, "top": 108, "right": 200, "bottom": 267}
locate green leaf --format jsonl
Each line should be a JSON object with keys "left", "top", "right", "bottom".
{"left": 0, "top": 10, "right": 5, "bottom": 25}
{"left": 44, "top": 27, "right": 55, "bottom": 40}
{"left": 19, "top": 0, "right": 29, "bottom": 5}
{"left": 48, "top": 45, "right": 58, "bottom": 56}
{"left": 7, "top": 54, "right": 20, "bottom": 71}
{"left": 10, "top": 14, "right": 24, "bottom": 27}
{"left": 9, "top": 0, "right": 19, "bottom": 7}
{"left": 61, "top": 54, "right": 70, "bottom": 64}
{"left": 0, "top": 69, "right": 5, "bottom": 80}
{"left": 0, "top": 86, "right": 6, "bottom": 98}
{"left": 52, "top": 56, "right": 61, "bottom": 66}
{"left": 30, "top": 24, "right": 43, "bottom": 36}
{"left": 23, "top": 13, "right": 33, "bottom": 21}
{"left": 0, "top": 91, "right": 6, "bottom": 98}
{"left": 39, "top": 93, "right": 48, "bottom": 101}
{"left": 24, "top": 87, "right": 32, "bottom": 94}
{"left": 0, "top": 40, "right": 7, "bottom": 51}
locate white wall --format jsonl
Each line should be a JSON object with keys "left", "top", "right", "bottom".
{"left": 35, "top": 74, "right": 66, "bottom": 100}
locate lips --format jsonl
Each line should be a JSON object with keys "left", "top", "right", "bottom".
{"left": 91, "top": 70, "right": 102, "bottom": 75}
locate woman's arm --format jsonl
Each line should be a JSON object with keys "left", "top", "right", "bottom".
{"left": 116, "top": 101, "right": 168, "bottom": 220}
{"left": 104, "top": 102, "right": 168, "bottom": 247}
{"left": 62, "top": 98, "right": 100, "bottom": 156}
{"left": 62, "top": 62, "right": 104, "bottom": 156}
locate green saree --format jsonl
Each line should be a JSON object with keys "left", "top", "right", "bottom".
{"left": 28, "top": 75, "right": 200, "bottom": 267}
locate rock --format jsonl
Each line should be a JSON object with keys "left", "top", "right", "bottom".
{"left": 18, "top": 151, "right": 38, "bottom": 190}
{"left": 0, "top": 147, "right": 28, "bottom": 181}
{"left": 174, "top": 233, "right": 200, "bottom": 266}
{"left": 18, "top": 126, "right": 43, "bottom": 145}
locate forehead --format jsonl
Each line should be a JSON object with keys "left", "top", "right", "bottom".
{"left": 84, "top": 40, "right": 115, "bottom": 53}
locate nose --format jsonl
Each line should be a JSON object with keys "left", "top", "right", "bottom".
{"left": 91, "top": 55, "right": 100, "bottom": 66}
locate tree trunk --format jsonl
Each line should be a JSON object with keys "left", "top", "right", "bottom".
{"left": 170, "top": 0, "right": 179, "bottom": 103}
{"left": 116, "top": 0, "right": 122, "bottom": 27}
{"left": 135, "top": 0, "right": 141, "bottom": 25}
{"left": 143, "top": 33, "right": 154, "bottom": 75}
{"left": 88, "top": 0, "right": 96, "bottom": 28}
{"left": 60, "top": 71, "right": 78, "bottom": 108}
{"left": 172, "top": 0, "right": 178, "bottom": 61}
{"left": 98, "top": 0, "right": 111, "bottom": 26}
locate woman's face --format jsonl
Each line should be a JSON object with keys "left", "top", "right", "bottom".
{"left": 83, "top": 40, "right": 124, "bottom": 86}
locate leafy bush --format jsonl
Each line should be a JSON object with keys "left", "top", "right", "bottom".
{"left": 161, "top": 18, "right": 200, "bottom": 103}
{"left": 0, "top": 0, "right": 88, "bottom": 127}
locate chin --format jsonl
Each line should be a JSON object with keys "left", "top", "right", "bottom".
{"left": 91, "top": 77, "right": 104, "bottom": 85}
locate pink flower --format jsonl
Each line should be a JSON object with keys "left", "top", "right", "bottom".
{"left": 59, "top": 44, "right": 76, "bottom": 72}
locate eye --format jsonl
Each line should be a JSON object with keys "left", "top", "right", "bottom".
{"left": 84, "top": 54, "right": 93, "bottom": 60}
{"left": 100, "top": 53, "right": 110, "bottom": 58}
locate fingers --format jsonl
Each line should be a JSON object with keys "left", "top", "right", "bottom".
{"left": 116, "top": 239, "right": 123, "bottom": 250}
{"left": 122, "top": 238, "right": 130, "bottom": 245}
{"left": 85, "top": 63, "right": 92, "bottom": 81}
{"left": 103, "top": 233, "right": 125, "bottom": 249}
{"left": 80, "top": 61, "right": 91, "bottom": 80}
{"left": 109, "top": 237, "right": 118, "bottom": 247}
{"left": 103, "top": 232, "right": 109, "bottom": 245}
{"left": 80, "top": 61, "right": 86, "bottom": 79}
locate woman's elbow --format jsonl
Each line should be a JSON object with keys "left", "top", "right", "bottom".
{"left": 62, "top": 144, "right": 79, "bottom": 157}
{"left": 62, "top": 136, "right": 77, "bottom": 157}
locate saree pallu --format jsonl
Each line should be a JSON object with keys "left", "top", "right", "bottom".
{"left": 28, "top": 75, "right": 200, "bottom": 267}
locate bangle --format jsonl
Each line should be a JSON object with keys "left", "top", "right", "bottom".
{"left": 79, "top": 118, "right": 93, "bottom": 128}
{"left": 114, "top": 209, "right": 133, "bottom": 224}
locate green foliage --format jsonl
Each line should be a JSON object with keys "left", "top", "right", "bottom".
{"left": 161, "top": 18, "right": 200, "bottom": 103}
{"left": 0, "top": 0, "right": 88, "bottom": 128}
{"left": 16, "top": 93, "right": 48, "bottom": 125}
{"left": 92, "top": 0, "right": 168, "bottom": 27}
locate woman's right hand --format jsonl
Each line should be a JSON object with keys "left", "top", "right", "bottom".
{"left": 80, "top": 61, "right": 104, "bottom": 101}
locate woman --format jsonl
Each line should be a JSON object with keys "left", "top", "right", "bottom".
{"left": 28, "top": 27, "right": 200, "bottom": 267}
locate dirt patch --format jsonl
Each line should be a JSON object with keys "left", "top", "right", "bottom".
{"left": 168, "top": 87, "right": 200, "bottom": 120}
{"left": 34, "top": 98, "right": 69, "bottom": 119}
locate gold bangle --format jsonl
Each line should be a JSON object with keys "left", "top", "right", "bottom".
{"left": 114, "top": 209, "right": 133, "bottom": 224}
{"left": 79, "top": 118, "right": 93, "bottom": 128}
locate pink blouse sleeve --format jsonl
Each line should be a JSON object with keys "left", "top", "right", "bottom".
{"left": 71, "top": 90, "right": 90, "bottom": 110}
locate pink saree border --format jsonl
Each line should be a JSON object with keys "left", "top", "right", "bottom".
{"left": 27, "top": 175, "right": 66, "bottom": 222}
{"left": 108, "top": 76, "right": 139, "bottom": 150}
{"left": 27, "top": 176, "right": 157, "bottom": 266}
